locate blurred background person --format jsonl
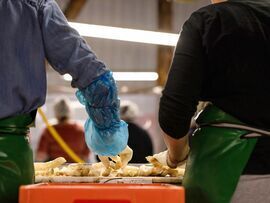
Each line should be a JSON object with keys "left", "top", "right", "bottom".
{"left": 120, "top": 100, "right": 153, "bottom": 163}
{"left": 36, "top": 98, "right": 90, "bottom": 162}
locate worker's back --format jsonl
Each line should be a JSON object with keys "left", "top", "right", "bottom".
{"left": 197, "top": 0, "right": 270, "bottom": 129}
{"left": 37, "top": 122, "right": 90, "bottom": 162}
{"left": 0, "top": 0, "right": 46, "bottom": 119}
{"left": 194, "top": 0, "right": 270, "bottom": 174}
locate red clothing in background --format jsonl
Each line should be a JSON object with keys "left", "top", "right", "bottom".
{"left": 37, "top": 122, "right": 90, "bottom": 162}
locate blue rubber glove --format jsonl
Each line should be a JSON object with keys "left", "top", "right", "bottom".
{"left": 76, "top": 71, "right": 129, "bottom": 156}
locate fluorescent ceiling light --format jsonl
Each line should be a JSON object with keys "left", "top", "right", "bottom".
{"left": 69, "top": 22, "right": 178, "bottom": 46}
{"left": 113, "top": 72, "right": 158, "bottom": 81}
{"left": 63, "top": 72, "right": 158, "bottom": 81}
{"left": 63, "top": 74, "right": 72, "bottom": 81}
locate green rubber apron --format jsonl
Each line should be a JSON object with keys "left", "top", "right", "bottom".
{"left": 183, "top": 105, "right": 270, "bottom": 203}
{"left": 0, "top": 112, "right": 35, "bottom": 203}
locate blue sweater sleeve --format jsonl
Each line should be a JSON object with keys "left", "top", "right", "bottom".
{"left": 39, "top": 0, "right": 107, "bottom": 89}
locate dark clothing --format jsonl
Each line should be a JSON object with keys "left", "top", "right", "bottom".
{"left": 0, "top": 0, "right": 107, "bottom": 119}
{"left": 159, "top": 0, "right": 270, "bottom": 174}
{"left": 127, "top": 122, "right": 153, "bottom": 163}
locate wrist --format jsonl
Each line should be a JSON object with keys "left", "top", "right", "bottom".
{"left": 167, "top": 146, "right": 190, "bottom": 168}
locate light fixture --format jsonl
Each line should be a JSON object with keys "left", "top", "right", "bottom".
{"left": 63, "top": 74, "right": 72, "bottom": 81}
{"left": 63, "top": 72, "right": 158, "bottom": 82}
{"left": 69, "top": 22, "right": 178, "bottom": 46}
{"left": 113, "top": 72, "right": 158, "bottom": 81}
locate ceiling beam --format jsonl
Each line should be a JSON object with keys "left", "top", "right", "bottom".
{"left": 64, "top": 0, "right": 87, "bottom": 20}
{"left": 157, "top": 0, "right": 174, "bottom": 87}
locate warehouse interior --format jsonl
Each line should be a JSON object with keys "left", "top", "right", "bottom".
{"left": 4, "top": 0, "right": 270, "bottom": 202}
{"left": 30, "top": 0, "right": 210, "bottom": 160}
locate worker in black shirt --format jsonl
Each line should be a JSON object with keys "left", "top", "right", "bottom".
{"left": 120, "top": 100, "right": 153, "bottom": 163}
{"left": 158, "top": 0, "right": 270, "bottom": 202}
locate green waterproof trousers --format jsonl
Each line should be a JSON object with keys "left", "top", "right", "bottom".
{"left": 0, "top": 113, "right": 35, "bottom": 203}
{"left": 183, "top": 105, "right": 259, "bottom": 203}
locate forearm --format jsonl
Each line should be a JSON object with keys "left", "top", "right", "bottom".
{"left": 163, "top": 133, "right": 189, "bottom": 165}
{"left": 76, "top": 71, "right": 129, "bottom": 156}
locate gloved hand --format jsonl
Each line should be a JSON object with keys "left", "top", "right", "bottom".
{"left": 153, "top": 149, "right": 189, "bottom": 169}
{"left": 76, "top": 71, "right": 129, "bottom": 156}
{"left": 98, "top": 146, "right": 133, "bottom": 169}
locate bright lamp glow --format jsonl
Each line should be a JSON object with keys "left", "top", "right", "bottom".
{"left": 63, "top": 74, "right": 72, "bottom": 81}
{"left": 113, "top": 72, "right": 158, "bottom": 81}
{"left": 63, "top": 72, "right": 159, "bottom": 81}
{"left": 69, "top": 22, "right": 178, "bottom": 46}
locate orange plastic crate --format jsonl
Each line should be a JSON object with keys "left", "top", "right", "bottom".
{"left": 19, "top": 183, "right": 185, "bottom": 203}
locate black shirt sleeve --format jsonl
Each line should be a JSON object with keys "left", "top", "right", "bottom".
{"left": 159, "top": 12, "right": 206, "bottom": 139}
